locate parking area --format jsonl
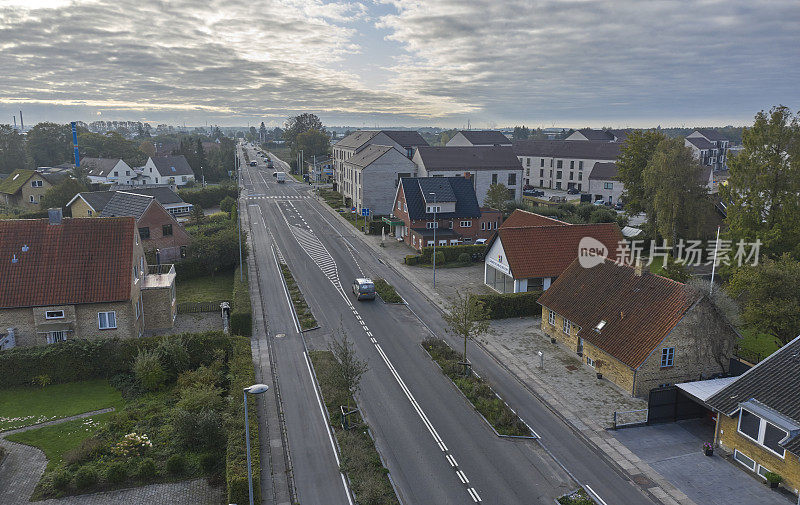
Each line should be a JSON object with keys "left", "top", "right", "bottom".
{"left": 613, "top": 419, "right": 792, "bottom": 505}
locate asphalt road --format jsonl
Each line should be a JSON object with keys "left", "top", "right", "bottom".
{"left": 239, "top": 143, "right": 657, "bottom": 505}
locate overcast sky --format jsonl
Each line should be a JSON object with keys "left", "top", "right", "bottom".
{"left": 1, "top": 0, "right": 798, "bottom": 128}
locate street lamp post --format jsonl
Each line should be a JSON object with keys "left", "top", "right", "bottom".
{"left": 237, "top": 149, "right": 243, "bottom": 282}
{"left": 243, "top": 383, "right": 269, "bottom": 505}
{"left": 429, "top": 192, "right": 437, "bottom": 288}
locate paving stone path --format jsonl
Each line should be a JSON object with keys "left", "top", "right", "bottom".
{"left": 0, "top": 409, "right": 223, "bottom": 505}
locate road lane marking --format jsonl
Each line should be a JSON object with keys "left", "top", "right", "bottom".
{"left": 446, "top": 455, "right": 457, "bottom": 467}
{"left": 467, "top": 487, "right": 481, "bottom": 502}
{"left": 584, "top": 485, "right": 608, "bottom": 505}
{"left": 456, "top": 471, "right": 468, "bottom": 484}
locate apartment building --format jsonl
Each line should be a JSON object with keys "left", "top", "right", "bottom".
{"left": 685, "top": 129, "right": 730, "bottom": 171}
{"left": 446, "top": 130, "right": 512, "bottom": 147}
{"left": 340, "top": 145, "right": 418, "bottom": 217}
{"left": 512, "top": 140, "right": 621, "bottom": 190}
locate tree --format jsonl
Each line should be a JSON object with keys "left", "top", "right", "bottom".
{"left": 616, "top": 130, "right": 667, "bottom": 218}
{"left": 723, "top": 106, "right": 800, "bottom": 260}
{"left": 727, "top": 254, "right": 800, "bottom": 346}
{"left": 78, "top": 131, "right": 147, "bottom": 167}
{"left": 190, "top": 205, "right": 205, "bottom": 225}
{"left": 220, "top": 196, "right": 235, "bottom": 214}
{"left": 0, "top": 124, "right": 30, "bottom": 172}
{"left": 513, "top": 126, "right": 530, "bottom": 140}
{"left": 295, "top": 129, "right": 330, "bottom": 158}
{"left": 683, "top": 278, "right": 741, "bottom": 373}
{"left": 283, "top": 113, "right": 324, "bottom": 148}
{"left": 195, "top": 138, "right": 207, "bottom": 182}
{"left": 483, "top": 183, "right": 510, "bottom": 211}
{"left": 139, "top": 141, "right": 156, "bottom": 158}
{"left": 41, "top": 178, "right": 88, "bottom": 211}
{"left": 328, "top": 325, "right": 368, "bottom": 411}
{"left": 259, "top": 122, "right": 267, "bottom": 143}
{"left": 26, "top": 122, "right": 72, "bottom": 167}
{"left": 443, "top": 292, "right": 489, "bottom": 374}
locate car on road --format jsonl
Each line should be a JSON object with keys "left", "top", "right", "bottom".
{"left": 523, "top": 189, "right": 544, "bottom": 197}
{"left": 249, "top": 161, "right": 257, "bottom": 166}
{"left": 352, "top": 278, "right": 376, "bottom": 301}
{"left": 275, "top": 171, "right": 286, "bottom": 183}
{"left": 566, "top": 187, "right": 580, "bottom": 195}
{"left": 267, "top": 161, "right": 274, "bottom": 169}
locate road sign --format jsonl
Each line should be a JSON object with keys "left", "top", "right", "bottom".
{"left": 361, "top": 208, "right": 370, "bottom": 216}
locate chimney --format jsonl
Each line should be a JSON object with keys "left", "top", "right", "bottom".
{"left": 19, "top": 110, "right": 24, "bottom": 131}
{"left": 634, "top": 258, "right": 644, "bottom": 276}
{"left": 48, "top": 208, "right": 63, "bottom": 225}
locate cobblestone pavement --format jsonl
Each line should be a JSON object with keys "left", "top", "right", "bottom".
{"left": 0, "top": 411, "right": 223, "bottom": 505}
{"left": 479, "top": 318, "right": 647, "bottom": 428}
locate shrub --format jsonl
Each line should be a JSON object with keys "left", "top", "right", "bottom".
{"left": 156, "top": 336, "right": 190, "bottom": 380}
{"left": 470, "top": 291, "right": 542, "bottom": 319}
{"left": 433, "top": 250, "right": 445, "bottom": 265}
{"left": 109, "top": 372, "right": 145, "bottom": 399}
{"left": 137, "top": 458, "right": 157, "bottom": 479}
{"left": 105, "top": 462, "right": 127, "bottom": 484}
{"left": 404, "top": 255, "right": 419, "bottom": 266}
{"left": 765, "top": 471, "right": 783, "bottom": 485}
{"left": 73, "top": 466, "right": 98, "bottom": 489}
{"left": 178, "top": 184, "right": 238, "bottom": 209}
{"left": 177, "top": 358, "right": 224, "bottom": 390}
{"left": 200, "top": 452, "right": 220, "bottom": 473}
{"left": 457, "top": 252, "right": 470, "bottom": 264}
{"left": 64, "top": 437, "right": 103, "bottom": 465}
{"left": 166, "top": 454, "right": 185, "bottom": 475}
{"left": 220, "top": 196, "right": 236, "bottom": 214}
{"left": 177, "top": 385, "right": 225, "bottom": 413}
{"left": 32, "top": 374, "right": 51, "bottom": 388}
{"left": 52, "top": 469, "right": 72, "bottom": 490}
{"left": 133, "top": 348, "right": 167, "bottom": 391}
{"left": 373, "top": 278, "right": 403, "bottom": 303}
{"left": 419, "top": 244, "right": 486, "bottom": 263}
{"left": 230, "top": 265, "right": 252, "bottom": 337}
{"left": 226, "top": 338, "right": 260, "bottom": 505}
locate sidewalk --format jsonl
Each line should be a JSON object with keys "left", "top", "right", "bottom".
{"left": 316, "top": 196, "right": 696, "bottom": 505}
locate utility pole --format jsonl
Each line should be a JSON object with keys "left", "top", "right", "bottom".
{"left": 429, "top": 192, "right": 438, "bottom": 288}
{"left": 237, "top": 147, "right": 243, "bottom": 282}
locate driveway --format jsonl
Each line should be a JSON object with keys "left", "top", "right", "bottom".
{"left": 613, "top": 419, "right": 790, "bottom": 505}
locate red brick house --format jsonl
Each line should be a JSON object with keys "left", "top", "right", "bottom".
{"left": 390, "top": 176, "right": 502, "bottom": 251}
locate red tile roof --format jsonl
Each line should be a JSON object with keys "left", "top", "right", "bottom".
{"left": 500, "top": 209, "right": 568, "bottom": 228}
{"left": 0, "top": 217, "right": 136, "bottom": 308}
{"left": 495, "top": 222, "right": 624, "bottom": 279}
{"left": 537, "top": 259, "right": 699, "bottom": 368}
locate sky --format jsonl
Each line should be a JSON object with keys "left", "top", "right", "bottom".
{"left": 0, "top": 0, "right": 798, "bottom": 129}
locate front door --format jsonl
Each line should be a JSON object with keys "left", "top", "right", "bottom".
{"left": 577, "top": 337, "right": 584, "bottom": 356}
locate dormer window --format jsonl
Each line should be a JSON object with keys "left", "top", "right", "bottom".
{"left": 594, "top": 320, "right": 606, "bottom": 332}
{"left": 45, "top": 310, "right": 64, "bottom": 319}
{"left": 426, "top": 205, "right": 441, "bottom": 213}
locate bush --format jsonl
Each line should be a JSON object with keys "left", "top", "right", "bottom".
{"left": 109, "top": 372, "right": 146, "bottom": 399}
{"left": 457, "top": 253, "right": 470, "bottom": 264}
{"left": 73, "top": 466, "right": 98, "bottom": 489}
{"left": 404, "top": 255, "right": 420, "bottom": 266}
{"left": 166, "top": 454, "right": 185, "bottom": 475}
{"left": 433, "top": 250, "right": 445, "bottom": 265}
{"left": 226, "top": 338, "right": 260, "bottom": 505}
{"left": 52, "top": 469, "right": 72, "bottom": 490}
{"left": 137, "top": 458, "right": 157, "bottom": 479}
{"left": 419, "top": 244, "right": 486, "bottom": 263}
{"left": 32, "top": 374, "right": 51, "bottom": 388}
{"left": 200, "top": 452, "right": 220, "bottom": 473}
{"left": 133, "top": 348, "right": 167, "bottom": 391}
{"left": 373, "top": 278, "right": 403, "bottom": 303}
{"left": 230, "top": 265, "right": 252, "bottom": 337}
{"left": 177, "top": 385, "right": 226, "bottom": 413}
{"left": 220, "top": 196, "right": 236, "bottom": 214}
{"left": 470, "top": 291, "right": 542, "bottom": 319}
{"left": 64, "top": 437, "right": 104, "bottom": 465}
{"left": 156, "top": 336, "right": 190, "bottom": 380}
{"left": 105, "top": 462, "right": 127, "bottom": 484}
{"left": 765, "top": 471, "right": 783, "bottom": 485}
{"left": 178, "top": 184, "right": 238, "bottom": 209}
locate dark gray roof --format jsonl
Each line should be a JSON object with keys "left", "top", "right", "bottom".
{"left": 74, "top": 187, "right": 185, "bottom": 212}
{"left": 381, "top": 130, "right": 428, "bottom": 148}
{"left": 416, "top": 146, "right": 522, "bottom": 171}
{"left": 100, "top": 191, "right": 154, "bottom": 219}
{"left": 686, "top": 137, "right": 715, "bottom": 150}
{"left": 335, "top": 130, "right": 380, "bottom": 149}
{"left": 81, "top": 157, "right": 121, "bottom": 177}
{"left": 588, "top": 162, "right": 618, "bottom": 180}
{"left": 343, "top": 145, "right": 395, "bottom": 168}
{"left": 75, "top": 191, "right": 116, "bottom": 212}
{"left": 150, "top": 155, "right": 194, "bottom": 177}
{"left": 457, "top": 130, "right": 511, "bottom": 145}
{"left": 400, "top": 177, "right": 481, "bottom": 220}
{"left": 707, "top": 335, "right": 800, "bottom": 455}
{"left": 694, "top": 129, "right": 727, "bottom": 142}
{"left": 576, "top": 129, "right": 616, "bottom": 141}
{"left": 418, "top": 177, "right": 456, "bottom": 203}
{"left": 513, "top": 140, "right": 622, "bottom": 160}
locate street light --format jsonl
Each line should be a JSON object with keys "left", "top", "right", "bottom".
{"left": 243, "top": 383, "right": 269, "bottom": 505}
{"left": 236, "top": 149, "right": 243, "bottom": 282}
{"left": 428, "top": 192, "right": 437, "bottom": 288}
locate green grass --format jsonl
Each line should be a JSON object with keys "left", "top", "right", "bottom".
{"left": 6, "top": 413, "right": 112, "bottom": 470}
{"left": 737, "top": 328, "right": 781, "bottom": 363}
{"left": 374, "top": 278, "right": 403, "bottom": 303}
{"left": 279, "top": 263, "right": 318, "bottom": 330}
{"left": 309, "top": 351, "right": 400, "bottom": 505}
{"left": 0, "top": 379, "right": 123, "bottom": 431}
{"left": 558, "top": 488, "right": 597, "bottom": 505}
{"left": 176, "top": 269, "right": 235, "bottom": 304}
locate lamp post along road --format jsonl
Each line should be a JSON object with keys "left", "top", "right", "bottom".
{"left": 237, "top": 148, "right": 243, "bottom": 282}
{"left": 429, "top": 192, "right": 437, "bottom": 288}
{"left": 243, "top": 384, "right": 269, "bottom": 505}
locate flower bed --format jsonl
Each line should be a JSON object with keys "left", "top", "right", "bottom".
{"left": 279, "top": 263, "right": 318, "bottom": 330}
{"left": 373, "top": 278, "right": 403, "bottom": 303}
{"left": 558, "top": 488, "right": 597, "bottom": 505}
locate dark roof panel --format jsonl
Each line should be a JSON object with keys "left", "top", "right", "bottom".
{"left": 457, "top": 130, "right": 511, "bottom": 145}
{"left": 381, "top": 130, "right": 429, "bottom": 148}
{"left": 513, "top": 140, "right": 622, "bottom": 160}
{"left": 588, "top": 162, "right": 618, "bottom": 180}
{"left": 150, "top": 155, "right": 194, "bottom": 177}
{"left": 686, "top": 137, "right": 715, "bottom": 150}
{"left": 100, "top": 192, "right": 154, "bottom": 219}
{"left": 81, "top": 158, "right": 121, "bottom": 177}
{"left": 416, "top": 146, "right": 522, "bottom": 171}
{"left": 343, "top": 145, "right": 394, "bottom": 168}
{"left": 400, "top": 177, "right": 481, "bottom": 220}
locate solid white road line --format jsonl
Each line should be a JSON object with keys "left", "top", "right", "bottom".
{"left": 584, "top": 485, "right": 608, "bottom": 505}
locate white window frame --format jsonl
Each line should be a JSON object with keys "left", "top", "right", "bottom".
{"left": 46, "top": 331, "right": 67, "bottom": 344}
{"left": 45, "top": 310, "right": 65, "bottom": 320}
{"left": 31, "top": 180, "right": 43, "bottom": 188}
{"left": 426, "top": 222, "right": 438, "bottom": 229}
{"left": 733, "top": 449, "right": 756, "bottom": 471}
{"left": 563, "top": 319, "right": 571, "bottom": 335}
{"left": 548, "top": 310, "right": 556, "bottom": 325}
{"left": 460, "top": 221, "right": 472, "bottom": 228}
{"left": 426, "top": 205, "right": 441, "bottom": 213}
{"left": 660, "top": 347, "right": 675, "bottom": 367}
{"left": 481, "top": 222, "right": 486, "bottom": 230}
{"left": 98, "top": 311, "right": 117, "bottom": 330}
{"left": 737, "top": 409, "right": 787, "bottom": 459}
{"left": 757, "top": 464, "right": 772, "bottom": 480}
{"left": 586, "top": 356, "right": 595, "bottom": 368}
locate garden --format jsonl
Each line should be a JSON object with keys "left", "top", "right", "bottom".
{"left": 557, "top": 488, "right": 598, "bottom": 505}
{"left": 0, "top": 333, "right": 259, "bottom": 505}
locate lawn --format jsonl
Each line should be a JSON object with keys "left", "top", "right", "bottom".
{"left": 6, "top": 413, "right": 112, "bottom": 470}
{"left": 737, "top": 328, "right": 781, "bottom": 363}
{"left": 176, "top": 269, "right": 234, "bottom": 304}
{"left": 0, "top": 379, "right": 123, "bottom": 431}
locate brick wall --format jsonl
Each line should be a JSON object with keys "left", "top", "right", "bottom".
{"left": 142, "top": 284, "right": 176, "bottom": 330}
{"left": 717, "top": 414, "right": 800, "bottom": 494}
{"left": 0, "top": 308, "right": 36, "bottom": 347}
{"left": 137, "top": 202, "right": 191, "bottom": 262}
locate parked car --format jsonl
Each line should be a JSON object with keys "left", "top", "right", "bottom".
{"left": 523, "top": 189, "right": 544, "bottom": 197}
{"left": 549, "top": 195, "right": 567, "bottom": 203}
{"left": 614, "top": 202, "right": 624, "bottom": 210}
{"left": 566, "top": 187, "right": 580, "bottom": 195}
{"left": 249, "top": 161, "right": 257, "bottom": 166}
{"left": 352, "top": 278, "right": 376, "bottom": 301}
{"left": 594, "top": 200, "right": 605, "bottom": 206}
{"left": 475, "top": 238, "right": 487, "bottom": 245}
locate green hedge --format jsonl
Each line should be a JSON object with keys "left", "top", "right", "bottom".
{"left": 178, "top": 184, "right": 238, "bottom": 209}
{"left": 230, "top": 265, "right": 252, "bottom": 337}
{"left": 419, "top": 244, "right": 486, "bottom": 263}
{"left": 470, "top": 291, "right": 543, "bottom": 319}
{"left": 0, "top": 332, "right": 232, "bottom": 389}
{"left": 225, "top": 337, "right": 260, "bottom": 505}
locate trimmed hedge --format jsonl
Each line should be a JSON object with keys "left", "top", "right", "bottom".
{"left": 225, "top": 337, "right": 260, "bottom": 505}
{"left": 0, "top": 332, "right": 232, "bottom": 390}
{"left": 470, "top": 291, "right": 543, "bottom": 319}
{"left": 419, "top": 244, "right": 486, "bottom": 263}
{"left": 178, "top": 184, "right": 238, "bottom": 209}
{"left": 230, "top": 264, "right": 252, "bottom": 337}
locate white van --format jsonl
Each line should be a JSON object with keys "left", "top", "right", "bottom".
{"left": 275, "top": 172, "right": 286, "bottom": 183}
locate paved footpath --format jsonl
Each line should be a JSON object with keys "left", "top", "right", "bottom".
{"left": 317, "top": 196, "right": 697, "bottom": 505}
{"left": 0, "top": 410, "right": 222, "bottom": 505}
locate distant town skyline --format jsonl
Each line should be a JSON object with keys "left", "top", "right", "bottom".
{"left": 1, "top": 0, "right": 798, "bottom": 129}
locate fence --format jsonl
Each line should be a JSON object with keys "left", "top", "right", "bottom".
{"left": 612, "top": 409, "right": 648, "bottom": 429}
{"left": 177, "top": 300, "right": 227, "bottom": 314}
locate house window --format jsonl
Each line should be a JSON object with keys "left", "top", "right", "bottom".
{"left": 570, "top": 161, "right": 574, "bottom": 169}
{"left": 660, "top": 347, "right": 675, "bottom": 367}
{"left": 460, "top": 221, "right": 472, "bottom": 228}
{"left": 31, "top": 180, "right": 43, "bottom": 188}
{"left": 87, "top": 210, "right": 93, "bottom": 216}
{"left": 508, "top": 173, "right": 516, "bottom": 186}
{"left": 397, "top": 201, "right": 401, "bottom": 211}
{"left": 579, "top": 161, "right": 584, "bottom": 170}
{"left": 526, "top": 158, "right": 531, "bottom": 166}
{"left": 738, "top": 409, "right": 788, "bottom": 457}
{"left": 540, "top": 159, "right": 544, "bottom": 167}
{"left": 30, "top": 195, "right": 36, "bottom": 203}
{"left": 162, "top": 224, "right": 173, "bottom": 236}
{"left": 556, "top": 160, "right": 563, "bottom": 169}
{"left": 757, "top": 464, "right": 773, "bottom": 480}
{"left": 556, "top": 171, "right": 562, "bottom": 179}
{"left": 563, "top": 319, "right": 571, "bottom": 334}
{"left": 586, "top": 356, "right": 595, "bottom": 368}
{"left": 98, "top": 311, "right": 117, "bottom": 330}
{"left": 604, "top": 182, "right": 613, "bottom": 190}
{"left": 481, "top": 222, "right": 486, "bottom": 230}
{"left": 733, "top": 449, "right": 756, "bottom": 471}
{"left": 569, "top": 172, "right": 574, "bottom": 180}
{"left": 548, "top": 310, "right": 556, "bottom": 325}
{"left": 539, "top": 169, "right": 544, "bottom": 177}
{"left": 114, "top": 171, "right": 118, "bottom": 176}
{"left": 491, "top": 173, "right": 498, "bottom": 184}
{"left": 578, "top": 173, "right": 583, "bottom": 181}
{"left": 139, "top": 227, "right": 150, "bottom": 240}
{"left": 426, "top": 222, "right": 438, "bottom": 229}
{"left": 463, "top": 237, "right": 472, "bottom": 243}
{"left": 47, "top": 331, "right": 67, "bottom": 344}
{"left": 180, "top": 245, "right": 187, "bottom": 258}
{"left": 45, "top": 310, "right": 65, "bottom": 319}
{"left": 426, "top": 205, "right": 441, "bottom": 213}
{"left": 126, "top": 171, "right": 131, "bottom": 176}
